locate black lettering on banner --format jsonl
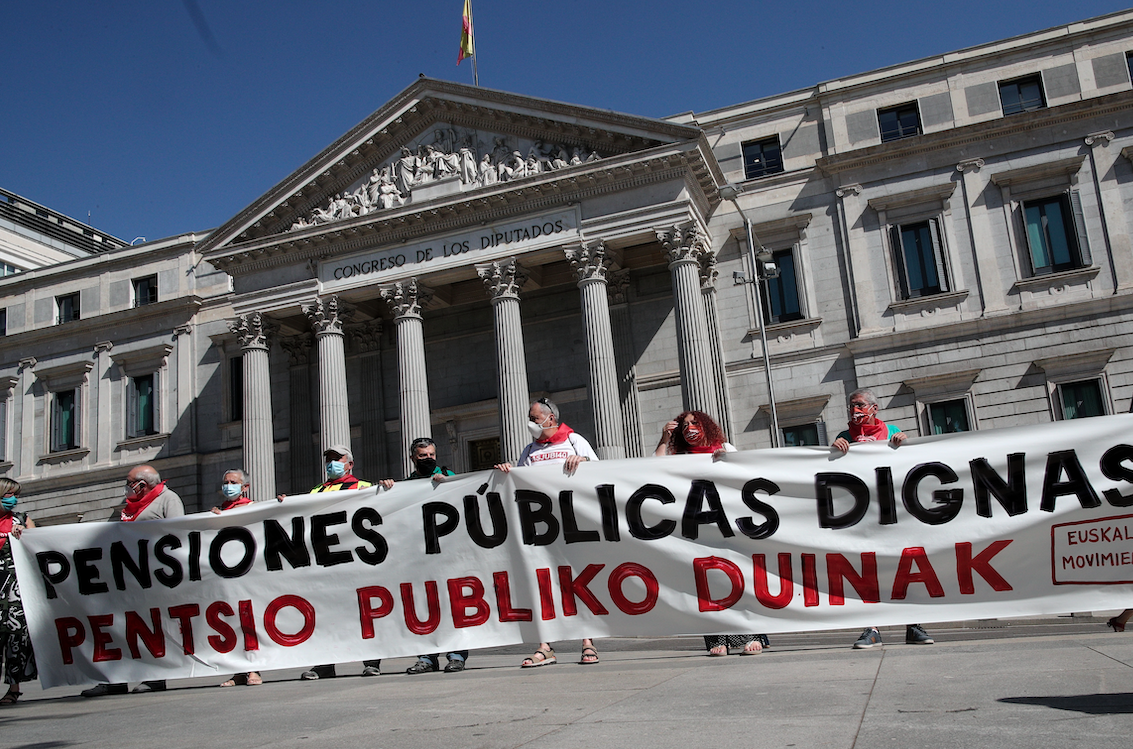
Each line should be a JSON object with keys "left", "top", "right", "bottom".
{"left": 626, "top": 484, "right": 677, "bottom": 541}
{"left": 74, "top": 547, "right": 108, "bottom": 595}
{"left": 971, "top": 453, "right": 1028, "bottom": 517}
{"left": 263, "top": 517, "right": 312, "bottom": 571}
{"left": 902, "top": 462, "right": 963, "bottom": 525}
{"left": 559, "top": 491, "right": 600, "bottom": 544}
{"left": 1041, "top": 450, "right": 1102, "bottom": 512}
{"left": 682, "top": 480, "right": 734, "bottom": 540}
{"left": 422, "top": 502, "right": 460, "bottom": 555}
{"left": 595, "top": 484, "right": 621, "bottom": 541}
{"left": 188, "top": 531, "right": 202, "bottom": 582}
{"left": 815, "top": 473, "right": 870, "bottom": 529}
{"left": 352, "top": 507, "right": 388, "bottom": 565}
{"left": 1099, "top": 444, "right": 1133, "bottom": 507}
{"left": 464, "top": 493, "right": 507, "bottom": 549}
{"left": 110, "top": 540, "right": 152, "bottom": 591}
{"left": 153, "top": 534, "right": 183, "bottom": 588}
{"left": 35, "top": 551, "right": 70, "bottom": 599}
{"left": 208, "top": 527, "right": 257, "bottom": 578}
{"left": 310, "top": 511, "right": 354, "bottom": 567}
{"left": 737, "top": 478, "right": 780, "bottom": 539}
{"left": 515, "top": 490, "right": 560, "bottom": 546}
{"left": 875, "top": 467, "right": 898, "bottom": 525}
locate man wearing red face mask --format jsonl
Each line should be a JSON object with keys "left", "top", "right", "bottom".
{"left": 832, "top": 389, "right": 933, "bottom": 649}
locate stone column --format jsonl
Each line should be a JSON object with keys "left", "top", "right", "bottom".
{"left": 172, "top": 325, "right": 194, "bottom": 455}
{"left": 835, "top": 184, "right": 883, "bottom": 335}
{"left": 347, "top": 320, "right": 389, "bottom": 479}
{"left": 607, "top": 271, "right": 645, "bottom": 457}
{"left": 229, "top": 313, "right": 277, "bottom": 502}
{"left": 565, "top": 240, "right": 627, "bottom": 460}
{"left": 656, "top": 223, "right": 719, "bottom": 416}
{"left": 304, "top": 296, "right": 353, "bottom": 457}
{"left": 93, "top": 341, "right": 113, "bottom": 465}
{"left": 280, "top": 333, "right": 314, "bottom": 494}
{"left": 1090, "top": 132, "right": 1133, "bottom": 290}
{"left": 17, "top": 358, "right": 36, "bottom": 481}
{"left": 379, "top": 279, "right": 433, "bottom": 475}
{"left": 955, "top": 159, "right": 1009, "bottom": 315}
{"left": 476, "top": 258, "right": 531, "bottom": 464}
{"left": 699, "top": 251, "right": 734, "bottom": 440}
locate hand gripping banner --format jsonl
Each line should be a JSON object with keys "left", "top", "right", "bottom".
{"left": 14, "top": 415, "right": 1133, "bottom": 687}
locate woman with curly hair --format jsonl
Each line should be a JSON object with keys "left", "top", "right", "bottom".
{"left": 655, "top": 411, "right": 767, "bottom": 656}
{"left": 0, "top": 478, "right": 36, "bottom": 704}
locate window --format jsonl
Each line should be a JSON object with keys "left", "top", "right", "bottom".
{"left": 927, "top": 399, "right": 970, "bottom": 434}
{"left": 762, "top": 248, "right": 803, "bottom": 323}
{"left": 51, "top": 389, "right": 79, "bottom": 451}
{"left": 878, "top": 102, "right": 921, "bottom": 142}
{"left": 0, "top": 309, "right": 6, "bottom": 337}
{"left": 999, "top": 74, "right": 1046, "bottom": 115}
{"left": 1127, "top": 52, "right": 1133, "bottom": 85}
{"left": 888, "top": 219, "right": 949, "bottom": 298}
{"left": 0, "top": 263, "right": 18, "bottom": 277}
{"left": 0, "top": 397, "right": 6, "bottom": 462}
{"left": 1023, "top": 194, "right": 1085, "bottom": 274}
{"left": 1058, "top": 379, "right": 1106, "bottom": 419}
{"left": 56, "top": 293, "right": 80, "bottom": 324}
{"left": 742, "top": 136, "right": 784, "bottom": 180}
{"left": 229, "top": 356, "right": 244, "bottom": 422}
{"left": 782, "top": 422, "right": 826, "bottom": 447}
{"left": 128, "top": 374, "right": 159, "bottom": 437}
{"left": 133, "top": 276, "right": 158, "bottom": 307}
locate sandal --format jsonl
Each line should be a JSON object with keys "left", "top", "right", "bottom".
{"left": 1107, "top": 617, "right": 1126, "bottom": 633}
{"left": 741, "top": 640, "right": 763, "bottom": 655}
{"left": 520, "top": 647, "right": 556, "bottom": 668}
{"left": 246, "top": 672, "right": 263, "bottom": 686}
{"left": 708, "top": 645, "right": 729, "bottom": 657}
{"left": 579, "top": 646, "right": 599, "bottom": 665}
{"left": 0, "top": 690, "right": 20, "bottom": 705}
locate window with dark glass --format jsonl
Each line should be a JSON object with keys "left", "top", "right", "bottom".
{"left": 1023, "top": 194, "right": 1084, "bottom": 274}
{"left": 999, "top": 74, "right": 1046, "bottom": 115}
{"left": 0, "top": 263, "right": 19, "bottom": 277}
{"left": 0, "top": 308, "right": 6, "bottom": 337}
{"left": 52, "top": 389, "right": 78, "bottom": 451}
{"left": 229, "top": 356, "right": 243, "bottom": 422}
{"left": 130, "top": 374, "right": 158, "bottom": 437}
{"left": 928, "top": 399, "right": 970, "bottom": 434}
{"left": 782, "top": 422, "right": 824, "bottom": 447}
{"left": 133, "top": 276, "right": 158, "bottom": 307}
{"left": 56, "top": 293, "right": 80, "bottom": 324}
{"left": 760, "top": 247, "right": 803, "bottom": 323}
{"left": 741, "top": 136, "right": 784, "bottom": 180}
{"left": 1059, "top": 380, "right": 1105, "bottom": 419}
{"left": 1127, "top": 52, "right": 1133, "bottom": 85}
{"left": 878, "top": 102, "right": 921, "bottom": 142}
{"left": 889, "top": 219, "right": 949, "bottom": 298}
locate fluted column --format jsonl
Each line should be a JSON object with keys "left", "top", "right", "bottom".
{"left": 229, "top": 312, "right": 277, "bottom": 502}
{"left": 379, "top": 279, "right": 433, "bottom": 475}
{"left": 656, "top": 223, "right": 720, "bottom": 417}
{"left": 304, "top": 296, "right": 353, "bottom": 458}
{"left": 477, "top": 258, "right": 530, "bottom": 464}
{"left": 93, "top": 341, "right": 113, "bottom": 465}
{"left": 607, "top": 271, "right": 645, "bottom": 457}
{"left": 347, "top": 320, "right": 388, "bottom": 479}
{"left": 17, "top": 358, "right": 36, "bottom": 481}
{"left": 699, "top": 252, "right": 734, "bottom": 441}
{"left": 281, "top": 333, "right": 314, "bottom": 494}
{"left": 565, "top": 241, "right": 626, "bottom": 459}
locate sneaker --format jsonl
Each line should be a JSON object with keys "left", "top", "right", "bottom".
{"left": 300, "top": 670, "right": 320, "bottom": 680}
{"left": 81, "top": 683, "right": 128, "bottom": 698}
{"left": 406, "top": 659, "right": 438, "bottom": 675}
{"left": 361, "top": 666, "right": 381, "bottom": 677}
{"left": 853, "top": 627, "right": 883, "bottom": 649}
{"left": 444, "top": 659, "right": 466, "bottom": 673}
{"left": 905, "top": 624, "right": 935, "bottom": 645}
{"left": 131, "top": 680, "right": 166, "bottom": 693}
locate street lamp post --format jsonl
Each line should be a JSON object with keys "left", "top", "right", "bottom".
{"left": 719, "top": 184, "right": 781, "bottom": 447}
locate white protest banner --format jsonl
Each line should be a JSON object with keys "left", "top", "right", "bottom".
{"left": 14, "top": 415, "right": 1133, "bottom": 687}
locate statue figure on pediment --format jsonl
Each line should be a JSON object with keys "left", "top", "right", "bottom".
{"left": 396, "top": 146, "right": 416, "bottom": 196}
{"left": 433, "top": 127, "right": 456, "bottom": 155}
{"left": 459, "top": 139, "right": 478, "bottom": 184}
{"left": 437, "top": 148, "right": 460, "bottom": 179}
{"left": 311, "top": 203, "right": 336, "bottom": 225}
{"left": 290, "top": 215, "right": 311, "bottom": 231}
{"left": 527, "top": 146, "right": 548, "bottom": 175}
{"left": 551, "top": 147, "right": 570, "bottom": 170}
{"left": 479, "top": 153, "right": 498, "bottom": 185}
{"left": 492, "top": 137, "right": 511, "bottom": 166}
{"left": 570, "top": 147, "right": 584, "bottom": 166}
{"left": 377, "top": 168, "right": 399, "bottom": 210}
{"left": 586, "top": 149, "right": 600, "bottom": 162}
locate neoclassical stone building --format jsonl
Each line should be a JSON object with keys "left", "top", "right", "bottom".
{"left": 5, "top": 10, "right": 1133, "bottom": 519}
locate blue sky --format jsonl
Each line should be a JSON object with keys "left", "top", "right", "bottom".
{"left": 3, "top": 1, "right": 1130, "bottom": 243}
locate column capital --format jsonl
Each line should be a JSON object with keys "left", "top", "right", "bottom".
{"left": 18, "top": 357, "right": 37, "bottom": 372}
{"left": 173, "top": 324, "right": 193, "bottom": 337}
{"left": 280, "top": 333, "right": 314, "bottom": 366}
{"left": 1085, "top": 130, "right": 1115, "bottom": 147}
{"left": 304, "top": 296, "right": 354, "bottom": 335}
{"left": 956, "top": 158, "right": 985, "bottom": 174}
{"left": 655, "top": 223, "right": 708, "bottom": 265}
{"left": 698, "top": 251, "right": 719, "bottom": 291}
{"left": 565, "top": 240, "right": 613, "bottom": 285}
{"left": 229, "top": 312, "right": 277, "bottom": 351}
{"left": 379, "top": 278, "right": 433, "bottom": 319}
{"left": 606, "top": 269, "right": 631, "bottom": 306}
{"left": 477, "top": 257, "right": 528, "bottom": 301}
{"left": 836, "top": 183, "right": 863, "bottom": 198}
{"left": 346, "top": 320, "right": 384, "bottom": 353}
{"left": 94, "top": 341, "right": 114, "bottom": 354}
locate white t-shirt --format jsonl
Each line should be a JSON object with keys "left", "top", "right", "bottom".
{"left": 517, "top": 431, "right": 599, "bottom": 467}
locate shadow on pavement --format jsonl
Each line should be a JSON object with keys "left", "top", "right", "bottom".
{"left": 999, "top": 693, "right": 1133, "bottom": 714}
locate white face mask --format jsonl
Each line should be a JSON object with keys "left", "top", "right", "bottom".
{"left": 527, "top": 413, "right": 552, "bottom": 439}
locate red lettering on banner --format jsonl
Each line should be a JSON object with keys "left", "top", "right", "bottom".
{"left": 55, "top": 617, "right": 85, "bottom": 665}
{"left": 801, "top": 553, "right": 820, "bottom": 606}
{"left": 957, "top": 540, "right": 1013, "bottom": 593}
{"left": 493, "top": 571, "right": 533, "bottom": 622}
{"left": 400, "top": 581, "right": 441, "bottom": 635}
{"left": 167, "top": 604, "right": 201, "bottom": 655}
{"left": 125, "top": 608, "right": 166, "bottom": 659}
{"left": 559, "top": 564, "right": 610, "bottom": 617}
{"left": 753, "top": 553, "right": 793, "bottom": 609}
{"left": 892, "top": 547, "right": 945, "bottom": 599}
{"left": 238, "top": 599, "right": 259, "bottom": 651}
{"left": 694, "top": 556, "right": 744, "bottom": 612}
{"left": 827, "top": 553, "right": 880, "bottom": 606}
{"left": 536, "top": 567, "right": 556, "bottom": 620}
{"left": 89, "top": 614, "right": 121, "bottom": 662}
{"left": 263, "top": 595, "right": 316, "bottom": 646}
{"left": 448, "top": 576, "right": 490, "bottom": 628}
{"left": 607, "top": 562, "right": 658, "bottom": 615}
{"left": 357, "top": 585, "right": 394, "bottom": 639}
{"left": 206, "top": 601, "right": 237, "bottom": 653}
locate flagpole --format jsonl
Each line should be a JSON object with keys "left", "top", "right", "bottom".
{"left": 469, "top": 0, "right": 478, "bottom": 86}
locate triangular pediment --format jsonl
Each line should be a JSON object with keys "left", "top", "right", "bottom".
{"left": 198, "top": 78, "right": 718, "bottom": 260}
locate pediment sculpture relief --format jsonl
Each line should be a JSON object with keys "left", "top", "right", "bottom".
{"left": 289, "top": 126, "right": 601, "bottom": 231}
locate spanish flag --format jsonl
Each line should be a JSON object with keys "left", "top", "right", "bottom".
{"left": 458, "top": 0, "right": 474, "bottom": 65}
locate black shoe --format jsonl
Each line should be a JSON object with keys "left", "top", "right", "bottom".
{"left": 444, "top": 659, "right": 466, "bottom": 673}
{"left": 905, "top": 624, "right": 934, "bottom": 645}
{"left": 81, "top": 683, "right": 128, "bottom": 698}
{"left": 756, "top": 634, "right": 770, "bottom": 649}
{"left": 406, "top": 659, "right": 438, "bottom": 675}
{"left": 301, "top": 664, "right": 336, "bottom": 680}
{"left": 131, "top": 680, "right": 166, "bottom": 693}
{"left": 853, "top": 627, "right": 883, "bottom": 649}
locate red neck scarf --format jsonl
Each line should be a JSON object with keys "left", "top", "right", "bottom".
{"left": 0, "top": 512, "right": 13, "bottom": 551}
{"left": 121, "top": 482, "right": 165, "bottom": 522}
{"left": 220, "top": 496, "right": 254, "bottom": 511}
{"left": 536, "top": 423, "right": 575, "bottom": 445}
{"left": 685, "top": 441, "right": 723, "bottom": 454}
{"left": 848, "top": 419, "right": 890, "bottom": 443}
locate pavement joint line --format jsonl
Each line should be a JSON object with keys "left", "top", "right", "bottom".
{"left": 1084, "top": 644, "right": 1133, "bottom": 669}
{"left": 849, "top": 647, "right": 885, "bottom": 749}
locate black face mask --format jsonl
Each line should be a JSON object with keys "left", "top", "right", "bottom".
{"left": 415, "top": 457, "right": 437, "bottom": 475}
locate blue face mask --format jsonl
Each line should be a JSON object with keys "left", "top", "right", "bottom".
{"left": 326, "top": 461, "right": 346, "bottom": 479}
{"left": 1, "top": 496, "right": 15, "bottom": 511}
{"left": 220, "top": 484, "right": 243, "bottom": 499}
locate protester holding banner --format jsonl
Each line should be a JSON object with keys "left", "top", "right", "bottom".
{"left": 82, "top": 465, "right": 184, "bottom": 697}
{"left": 656, "top": 411, "right": 767, "bottom": 656}
{"left": 210, "top": 470, "right": 264, "bottom": 687}
{"left": 495, "top": 397, "right": 601, "bottom": 666}
{"left": 0, "top": 478, "right": 36, "bottom": 705}
{"left": 833, "top": 388, "right": 934, "bottom": 649}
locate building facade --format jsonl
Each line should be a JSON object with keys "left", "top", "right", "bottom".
{"left": 5, "top": 11, "right": 1133, "bottom": 520}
